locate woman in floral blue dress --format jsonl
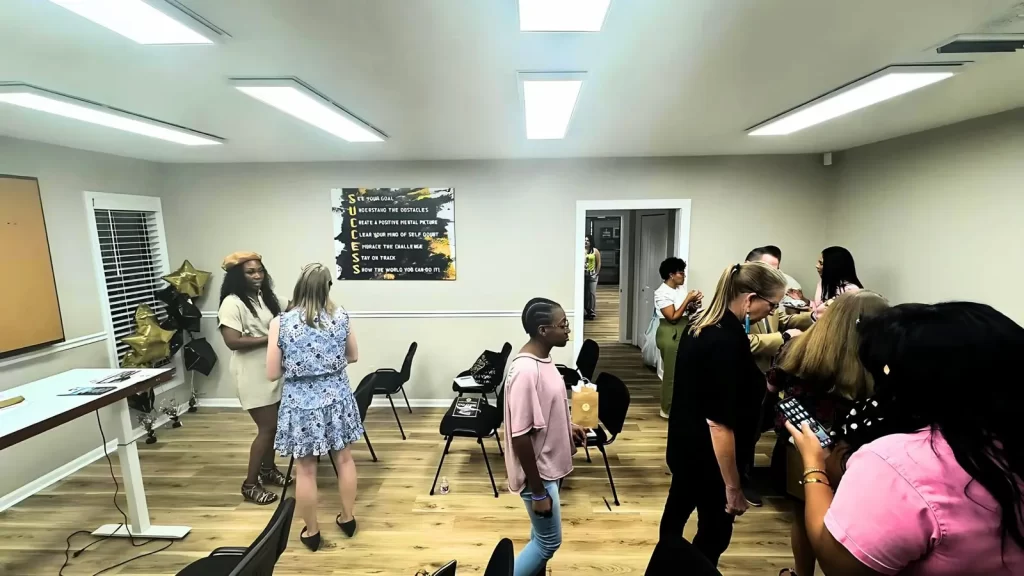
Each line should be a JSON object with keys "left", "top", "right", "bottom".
{"left": 266, "top": 263, "right": 363, "bottom": 551}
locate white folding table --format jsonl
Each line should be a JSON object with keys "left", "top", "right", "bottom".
{"left": 0, "top": 368, "right": 191, "bottom": 539}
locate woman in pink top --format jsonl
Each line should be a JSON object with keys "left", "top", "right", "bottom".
{"left": 504, "top": 298, "right": 587, "bottom": 576}
{"left": 811, "top": 246, "right": 863, "bottom": 310}
{"left": 786, "top": 302, "right": 1024, "bottom": 575}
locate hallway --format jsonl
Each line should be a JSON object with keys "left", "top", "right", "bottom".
{"left": 584, "top": 285, "right": 660, "bottom": 407}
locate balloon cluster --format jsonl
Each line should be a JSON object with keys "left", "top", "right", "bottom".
{"left": 119, "top": 259, "right": 212, "bottom": 369}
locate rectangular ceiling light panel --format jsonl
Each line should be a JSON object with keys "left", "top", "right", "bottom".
{"left": 749, "top": 65, "right": 961, "bottom": 136}
{"left": 520, "top": 73, "right": 585, "bottom": 140}
{"left": 231, "top": 78, "right": 385, "bottom": 143}
{"left": 47, "top": 0, "right": 216, "bottom": 44}
{"left": 0, "top": 84, "right": 222, "bottom": 145}
{"left": 519, "top": 0, "right": 611, "bottom": 32}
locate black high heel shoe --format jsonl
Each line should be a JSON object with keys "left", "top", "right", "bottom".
{"left": 300, "top": 527, "right": 323, "bottom": 551}
{"left": 336, "top": 514, "right": 357, "bottom": 537}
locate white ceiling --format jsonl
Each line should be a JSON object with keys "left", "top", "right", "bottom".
{"left": 1, "top": 0, "right": 1024, "bottom": 163}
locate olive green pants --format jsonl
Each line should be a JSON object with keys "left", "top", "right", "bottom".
{"left": 656, "top": 318, "right": 686, "bottom": 415}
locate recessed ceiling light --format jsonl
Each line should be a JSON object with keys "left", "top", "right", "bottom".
{"left": 519, "top": 0, "right": 611, "bottom": 32}
{"left": 46, "top": 0, "right": 221, "bottom": 45}
{"left": 230, "top": 78, "right": 386, "bottom": 143}
{"left": 0, "top": 83, "right": 223, "bottom": 146}
{"left": 519, "top": 72, "right": 585, "bottom": 140}
{"left": 748, "top": 64, "right": 963, "bottom": 136}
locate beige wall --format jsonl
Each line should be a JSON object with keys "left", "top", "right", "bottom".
{"left": 158, "top": 156, "right": 831, "bottom": 400}
{"left": 0, "top": 136, "right": 164, "bottom": 500}
{"left": 828, "top": 108, "right": 1024, "bottom": 321}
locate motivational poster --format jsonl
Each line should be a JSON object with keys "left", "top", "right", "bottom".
{"left": 331, "top": 188, "right": 456, "bottom": 280}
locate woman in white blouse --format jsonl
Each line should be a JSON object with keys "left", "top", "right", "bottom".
{"left": 654, "top": 257, "right": 701, "bottom": 419}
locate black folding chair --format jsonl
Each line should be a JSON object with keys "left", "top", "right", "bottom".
{"left": 176, "top": 498, "right": 295, "bottom": 576}
{"left": 578, "top": 372, "right": 630, "bottom": 505}
{"left": 453, "top": 343, "right": 512, "bottom": 403}
{"left": 557, "top": 338, "right": 600, "bottom": 388}
{"left": 370, "top": 342, "right": 418, "bottom": 440}
{"left": 430, "top": 560, "right": 458, "bottom": 576}
{"left": 431, "top": 385, "right": 505, "bottom": 498}
{"left": 354, "top": 374, "right": 379, "bottom": 462}
{"left": 576, "top": 339, "right": 600, "bottom": 381}
{"left": 483, "top": 538, "right": 514, "bottom": 576}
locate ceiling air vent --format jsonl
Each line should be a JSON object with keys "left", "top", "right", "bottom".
{"left": 936, "top": 34, "right": 1024, "bottom": 54}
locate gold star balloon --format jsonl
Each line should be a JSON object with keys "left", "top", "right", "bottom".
{"left": 121, "top": 304, "right": 176, "bottom": 364}
{"left": 121, "top": 350, "right": 150, "bottom": 368}
{"left": 162, "top": 260, "right": 212, "bottom": 299}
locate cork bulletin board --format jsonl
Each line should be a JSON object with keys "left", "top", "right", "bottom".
{"left": 0, "top": 175, "right": 64, "bottom": 358}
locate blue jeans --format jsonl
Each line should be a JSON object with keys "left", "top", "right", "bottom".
{"left": 515, "top": 480, "right": 562, "bottom": 576}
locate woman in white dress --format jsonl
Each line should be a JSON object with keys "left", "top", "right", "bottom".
{"left": 217, "top": 252, "right": 287, "bottom": 505}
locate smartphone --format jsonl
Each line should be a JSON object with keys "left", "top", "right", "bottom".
{"left": 778, "top": 397, "right": 834, "bottom": 448}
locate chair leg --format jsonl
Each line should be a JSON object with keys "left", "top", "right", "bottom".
{"left": 363, "top": 429, "right": 378, "bottom": 462}
{"left": 400, "top": 386, "right": 412, "bottom": 413}
{"left": 598, "top": 444, "right": 619, "bottom": 506}
{"left": 495, "top": 434, "right": 504, "bottom": 457}
{"left": 281, "top": 455, "right": 295, "bottom": 500}
{"left": 481, "top": 392, "right": 489, "bottom": 405}
{"left": 327, "top": 450, "right": 338, "bottom": 476}
{"left": 387, "top": 394, "right": 407, "bottom": 440}
{"left": 430, "top": 436, "right": 454, "bottom": 495}
{"left": 479, "top": 437, "right": 499, "bottom": 498}
{"left": 584, "top": 444, "right": 592, "bottom": 463}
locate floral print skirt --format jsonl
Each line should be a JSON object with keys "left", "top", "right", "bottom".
{"left": 275, "top": 387, "right": 364, "bottom": 458}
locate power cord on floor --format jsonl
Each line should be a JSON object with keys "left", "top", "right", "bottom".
{"left": 57, "top": 411, "right": 174, "bottom": 576}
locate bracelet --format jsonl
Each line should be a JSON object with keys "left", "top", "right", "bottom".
{"left": 802, "top": 468, "right": 827, "bottom": 479}
{"left": 530, "top": 492, "right": 549, "bottom": 501}
{"left": 799, "top": 477, "right": 832, "bottom": 487}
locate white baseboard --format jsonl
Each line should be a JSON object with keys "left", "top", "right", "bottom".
{"left": 0, "top": 438, "right": 117, "bottom": 512}
{"left": 0, "top": 400, "right": 191, "bottom": 513}
{"left": 198, "top": 397, "right": 455, "bottom": 409}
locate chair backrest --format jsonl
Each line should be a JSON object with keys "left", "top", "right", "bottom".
{"left": 228, "top": 497, "right": 295, "bottom": 576}
{"left": 577, "top": 339, "right": 600, "bottom": 380}
{"left": 594, "top": 372, "right": 630, "bottom": 439}
{"left": 496, "top": 342, "right": 513, "bottom": 374}
{"left": 400, "top": 342, "right": 418, "bottom": 383}
{"left": 353, "top": 374, "right": 376, "bottom": 422}
{"left": 430, "top": 560, "right": 457, "bottom": 576}
{"left": 483, "top": 538, "right": 514, "bottom": 576}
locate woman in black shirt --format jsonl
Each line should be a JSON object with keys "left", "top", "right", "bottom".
{"left": 658, "top": 261, "right": 788, "bottom": 567}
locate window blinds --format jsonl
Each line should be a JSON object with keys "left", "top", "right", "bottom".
{"left": 94, "top": 209, "right": 169, "bottom": 363}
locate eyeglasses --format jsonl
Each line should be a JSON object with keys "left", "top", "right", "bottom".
{"left": 545, "top": 320, "right": 571, "bottom": 332}
{"left": 756, "top": 294, "right": 780, "bottom": 312}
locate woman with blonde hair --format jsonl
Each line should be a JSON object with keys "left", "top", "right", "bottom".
{"left": 768, "top": 290, "right": 889, "bottom": 576}
{"left": 658, "top": 261, "right": 787, "bottom": 567}
{"left": 266, "top": 263, "right": 363, "bottom": 551}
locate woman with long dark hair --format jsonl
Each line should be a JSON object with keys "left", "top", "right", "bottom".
{"left": 811, "top": 246, "right": 863, "bottom": 309}
{"left": 218, "top": 252, "right": 286, "bottom": 505}
{"left": 786, "top": 302, "right": 1024, "bottom": 574}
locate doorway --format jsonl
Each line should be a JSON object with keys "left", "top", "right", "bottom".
{"left": 573, "top": 200, "right": 691, "bottom": 363}
{"left": 583, "top": 213, "right": 627, "bottom": 345}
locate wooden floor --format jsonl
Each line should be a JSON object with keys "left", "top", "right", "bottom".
{"left": 2, "top": 287, "right": 793, "bottom": 575}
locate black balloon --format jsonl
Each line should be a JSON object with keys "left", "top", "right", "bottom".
{"left": 183, "top": 337, "right": 217, "bottom": 376}
{"left": 178, "top": 299, "right": 202, "bottom": 333}
{"left": 155, "top": 284, "right": 181, "bottom": 306}
{"left": 163, "top": 323, "right": 184, "bottom": 357}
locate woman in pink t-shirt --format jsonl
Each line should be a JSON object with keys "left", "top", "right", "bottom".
{"left": 786, "top": 302, "right": 1024, "bottom": 575}
{"left": 504, "top": 298, "right": 588, "bottom": 576}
